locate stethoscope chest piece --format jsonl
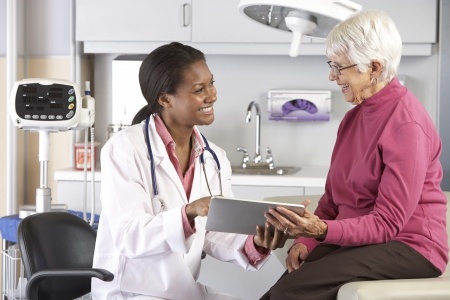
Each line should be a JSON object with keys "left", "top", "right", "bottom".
{"left": 152, "top": 197, "right": 165, "bottom": 214}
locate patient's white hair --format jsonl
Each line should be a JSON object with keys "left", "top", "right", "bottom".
{"left": 325, "top": 9, "right": 402, "bottom": 82}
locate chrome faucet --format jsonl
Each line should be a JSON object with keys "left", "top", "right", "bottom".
{"left": 246, "top": 101, "right": 262, "bottom": 163}
{"left": 265, "top": 147, "right": 275, "bottom": 169}
{"left": 236, "top": 146, "right": 250, "bottom": 168}
{"left": 237, "top": 101, "right": 275, "bottom": 169}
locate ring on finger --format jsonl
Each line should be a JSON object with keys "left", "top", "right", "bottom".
{"left": 283, "top": 227, "right": 288, "bottom": 234}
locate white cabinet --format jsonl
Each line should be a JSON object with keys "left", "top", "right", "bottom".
{"left": 54, "top": 169, "right": 102, "bottom": 215}
{"left": 76, "top": 0, "right": 437, "bottom": 55}
{"left": 306, "top": 0, "right": 437, "bottom": 44}
{"left": 357, "top": 0, "right": 437, "bottom": 43}
{"left": 311, "top": 0, "right": 438, "bottom": 50}
{"left": 75, "top": 0, "right": 191, "bottom": 42}
{"left": 230, "top": 165, "right": 328, "bottom": 199}
{"left": 75, "top": 0, "right": 294, "bottom": 44}
{"left": 192, "top": 0, "right": 294, "bottom": 43}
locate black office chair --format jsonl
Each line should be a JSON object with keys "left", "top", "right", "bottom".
{"left": 17, "top": 211, "right": 114, "bottom": 300}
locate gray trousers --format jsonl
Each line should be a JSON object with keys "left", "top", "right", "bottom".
{"left": 260, "top": 241, "right": 441, "bottom": 300}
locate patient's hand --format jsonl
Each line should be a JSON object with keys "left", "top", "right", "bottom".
{"left": 286, "top": 243, "right": 309, "bottom": 272}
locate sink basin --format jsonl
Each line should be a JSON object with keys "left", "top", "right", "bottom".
{"left": 231, "top": 166, "right": 301, "bottom": 176}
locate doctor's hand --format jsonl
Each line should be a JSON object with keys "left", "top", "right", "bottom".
{"left": 286, "top": 242, "right": 309, "bottom": 273}
{"left": 253, "top": 222, "right": 289, "bottom": 250}
{"left": 185, "top": 197, "right": 211, "bottom": 222}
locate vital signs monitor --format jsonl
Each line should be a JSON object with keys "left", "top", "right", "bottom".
{"left": 9, "top": 78, "right": 90, "bottom": 131}
{"left": 9, "top": 78, "right": 95, "bottom": 214}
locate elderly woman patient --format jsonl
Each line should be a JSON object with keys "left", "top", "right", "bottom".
{"left": 260, "top": 9, "right": 448, "bottom": 300}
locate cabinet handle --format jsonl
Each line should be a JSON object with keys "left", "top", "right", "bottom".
{"left": 182, "top": 3, "right": 191, "bottom": 27}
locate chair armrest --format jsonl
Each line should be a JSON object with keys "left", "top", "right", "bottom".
{"left": 337, "top": 277, "right": 450, "bottom": 300}
{"left": 27, "top": 268, "right": 114, "bottom": 300}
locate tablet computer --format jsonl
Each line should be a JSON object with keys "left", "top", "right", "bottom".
{"left": 205, "top": 196, "right": 305, "bottom": 235}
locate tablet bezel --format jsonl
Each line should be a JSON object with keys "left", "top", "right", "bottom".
{"left": 205, "top": 196, "right": 305, "bottom": 235}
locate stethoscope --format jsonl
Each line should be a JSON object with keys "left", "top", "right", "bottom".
{"left": 145, "top": 116, "right": 223, "bottom": 213}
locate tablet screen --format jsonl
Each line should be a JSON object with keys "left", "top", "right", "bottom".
{"left": 205, "top": 196, "right": 305, "bottom": 235}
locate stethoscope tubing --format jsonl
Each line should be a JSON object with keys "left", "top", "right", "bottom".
{"left": 145, "top": 116, "right": 159, "bottom": 196}
{"left": 145, "top": 116, "right": 222, "bottom": 203}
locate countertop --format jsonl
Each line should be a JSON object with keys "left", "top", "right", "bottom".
{"left": 54, "top": 165, "right": 329, "bottom": 188}
{"left": 230, "top": 165, "right": 328, "bottom": 187}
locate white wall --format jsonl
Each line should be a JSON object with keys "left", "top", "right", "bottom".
{"left": 93, "top": 53, "right": 439, "bottom": 169}
{"left": 0, "top": 0, "right": 71, "bottom": 56}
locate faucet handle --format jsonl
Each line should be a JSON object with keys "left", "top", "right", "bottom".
{"left": 237, "top": 146, "right": 250, "bottom": 167}
{"left": 265, "top": 147, "right": 275, "bottom": 168}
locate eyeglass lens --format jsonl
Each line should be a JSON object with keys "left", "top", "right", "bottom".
{"left": 327, "top": 61, "right": 357, "bottom": 75}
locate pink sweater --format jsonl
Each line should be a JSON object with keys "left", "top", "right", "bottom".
{"left": 295, "top": 78, "right": 449, "bottom": 273}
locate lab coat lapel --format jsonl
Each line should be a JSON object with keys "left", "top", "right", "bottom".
{"left": 147, "top": 116, "right": 188, "bottom": 204}
{"left": 189, "top": 160, "right": 204, "bottom": 201}
{"left": 189, "top": 127, "right": 210, "bottom": 202}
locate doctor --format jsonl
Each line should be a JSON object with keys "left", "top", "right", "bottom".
{"left": 91, "top": 42, "right": 288, "bottom": 300}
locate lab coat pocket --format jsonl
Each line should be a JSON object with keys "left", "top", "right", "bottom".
{"left": 120, "top": 254, "right": 204, "bottom": 300}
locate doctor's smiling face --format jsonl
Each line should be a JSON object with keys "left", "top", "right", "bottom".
{"left": 160, "top": 60, "right": 217, "bottom": 129}
{"left": 137, "top": 42, "right": 214, "bottom": 128}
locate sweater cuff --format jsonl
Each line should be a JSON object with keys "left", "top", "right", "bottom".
{"left": 293, "top": 236, "right": 320, "bottom": 254}
{"left": 322, "top": 220, "right": 343, "bottom": 244}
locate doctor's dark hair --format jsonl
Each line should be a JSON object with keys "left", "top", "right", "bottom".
{"left": 132, "top": 42, "right": 206, "bottom": 125}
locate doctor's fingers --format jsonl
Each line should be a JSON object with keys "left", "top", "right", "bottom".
{"left": 186, "top": 197, "right": 211, "bottom": 218}
{"left": 254, "top": 224, "right": 270, "bottom": 249}
{"left": 259, "top": 224, "right": 288, "bottom": 250}
{"left": 254, "top": 223, "right": 288, "bottom": 250}
{"left": 270, "top": 229, "right": 289, "bottom": 249}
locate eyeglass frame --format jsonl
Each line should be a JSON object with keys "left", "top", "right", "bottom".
{"left": 327, "top": 61, "right": 358, "bottom": 75}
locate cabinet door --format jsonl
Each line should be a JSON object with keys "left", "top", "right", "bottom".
{"left": 194, "top": 0, "right": 437, "bottom": 44}
{"left": 356, "top": 0, "right": 437, "bottom": 43}
{"left": 76, "top": 0, "right": 191, "bottom": 42}
{"left": 192, "top": 0, "right": 300, "bottom": 43}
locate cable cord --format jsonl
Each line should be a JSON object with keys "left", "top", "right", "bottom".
{"left": 89, "top": 123, "right": 95, "bottom": 226}
{"left": 82, "top": 128, "right": 88, "bottom": 222}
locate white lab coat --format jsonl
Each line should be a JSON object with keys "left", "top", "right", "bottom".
{"left": 91, "top": 116, "right": 270, "bottom": 300}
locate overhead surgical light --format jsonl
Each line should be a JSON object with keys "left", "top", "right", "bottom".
{"left": 238, "top": 0, "right": 362, "bottom": 57}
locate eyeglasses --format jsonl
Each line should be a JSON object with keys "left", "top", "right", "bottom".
{"left": 327, "top": 61, "right": 357, "bottom": 75}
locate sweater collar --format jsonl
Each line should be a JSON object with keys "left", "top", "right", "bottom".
{"left": 360, "top": 77, "right": 406, "bottom": 114}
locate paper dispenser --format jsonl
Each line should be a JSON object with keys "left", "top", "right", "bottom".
{"left": 268, "top": 90, "right": 331, "bottom": 121}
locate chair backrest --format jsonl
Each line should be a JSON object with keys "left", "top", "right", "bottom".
{"left": 17, "top": 212, "right": 97, "bottom": 300}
